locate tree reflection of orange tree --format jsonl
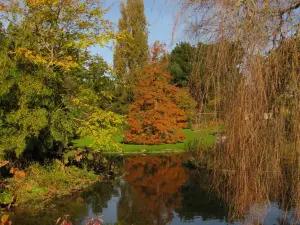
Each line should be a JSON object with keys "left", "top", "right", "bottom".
{"left": 117, "top": 156, "right": 189, "bottom": 225}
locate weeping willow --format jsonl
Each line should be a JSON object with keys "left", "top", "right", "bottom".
{"left": 180, "top": 0, "right": 300, "bottom": 222}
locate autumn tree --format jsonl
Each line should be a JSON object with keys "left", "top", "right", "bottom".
{"left": 124, "top": 42, "right": 187, "bottom": 145}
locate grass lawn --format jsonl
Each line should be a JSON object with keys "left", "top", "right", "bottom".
{"left": 73, "top": 128, "right": 218, "bottom": 153}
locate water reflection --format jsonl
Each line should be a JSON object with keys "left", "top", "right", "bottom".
{"left": 10, "top": 155, "right": 299, "bottom": 225}
{"left": 118, "top": 156, "right": 188, "bottom": 224}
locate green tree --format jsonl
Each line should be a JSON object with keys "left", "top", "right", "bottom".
{"left": 178, "top": 88, "right": 196, "bottom": 128}
{"left": 113, "top": 1, "right": 129, "bottom": 79}
{"left": 127, "top": 0, "right": 148, "bottom": 79}
{"left": 0, "top": 0, "right": 123, "bottom": 160}
{"left": 114, "top": 0, "right": 148, "bottom": 85}
{"left": 188, "top": 42, "right": 210, "bottom": 112}
{"left": 112, "top": 0, "right": 148, "bottom": 114}
{"left": 169, "top": 42, "right": 195, "bottom": 87}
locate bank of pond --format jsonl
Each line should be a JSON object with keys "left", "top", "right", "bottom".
{"left": 0, "top": 127, "right": 219, "bottom": 213}
{"left": 1, "top": 154, "right": 300, "bottom": 225}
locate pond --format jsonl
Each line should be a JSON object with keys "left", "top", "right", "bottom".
{"left": 9, "top": 154, "right": 299, "bottom": 225}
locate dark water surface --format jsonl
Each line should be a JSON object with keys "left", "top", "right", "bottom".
{"left": 10, "top": 155, "right": 297, "bottom": 225}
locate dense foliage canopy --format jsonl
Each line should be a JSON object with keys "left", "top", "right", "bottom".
{"left": 169, "top": 42, "right": 195, "bottom": 87}
{"left": 0, "top": 0, "right": 124, "bottom": 160}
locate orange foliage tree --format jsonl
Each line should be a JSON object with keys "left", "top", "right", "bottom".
{"left": 124, "top": 41, "right": 187, "bottom": 145}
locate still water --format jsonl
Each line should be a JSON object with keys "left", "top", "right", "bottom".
{"left": 10, "top": 155, "right": 299, "bottom": 225}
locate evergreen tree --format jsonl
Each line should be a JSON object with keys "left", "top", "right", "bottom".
{"left": 169, "top": 42, "right": 195, "bottom": 87}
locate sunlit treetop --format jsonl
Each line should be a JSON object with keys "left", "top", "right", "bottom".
{"left": 0, "top": 0, "right": 114, "bottom": 70}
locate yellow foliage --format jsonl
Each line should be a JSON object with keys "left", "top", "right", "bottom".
{"left": 27, "top": 0, "right": 73, "bottom": 6}
{"left": 0, "top": 161, "right": 8, "bottom": 168}
{"left": 11, "top": 48, "right": 78, "bottom": 70}
{"left": 54, "top": 57, "right": 79, "bottom": 71}
{"left": 72, "top": 88, "right": 125, "bottom": 151}
{"left": 11, "top": 48, "right": 47, "bottom": 65}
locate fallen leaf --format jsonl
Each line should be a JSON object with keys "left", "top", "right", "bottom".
{"left": 1, "top": 215, "right": 9, "bottom": 224}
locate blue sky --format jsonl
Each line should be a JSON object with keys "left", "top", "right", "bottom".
{"left": 92, "top": 0, "right": 186, "bottom": 65}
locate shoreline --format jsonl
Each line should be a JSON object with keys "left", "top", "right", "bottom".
{"left": 102, "top": 150, "right": 186, "bottom": 156}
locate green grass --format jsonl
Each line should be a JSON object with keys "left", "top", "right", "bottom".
{"left": 73, "top": 129, "right": 217, "bottom": 152}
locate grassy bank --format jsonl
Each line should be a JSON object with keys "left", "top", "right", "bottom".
{"left": 73, "top": 128, "right": 218, "bottom": 152}
{"left": 0, "top": 162, "right": 101, "bottom": 211}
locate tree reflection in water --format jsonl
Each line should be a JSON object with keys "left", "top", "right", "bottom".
{"left": 11, "top": 155, "right": 230, "bottom": 225}
{"left": 115, "top": 155, "right": 229, "bottom": 225}
{"left": 117, "top": 156, "right": 188, "bottom": 225}
{"left": 11, "top": 155, "right": 300, "bottom": 225}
